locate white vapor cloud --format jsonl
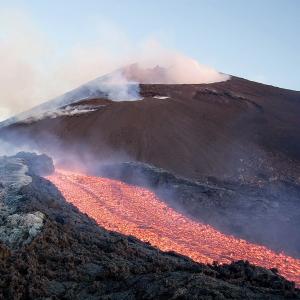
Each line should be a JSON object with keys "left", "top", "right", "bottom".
{"left": 133, "top": 39, "right": 229, "bottom": 84}
{"left": 0, "top": 8, "right": 229, "bottom": 121}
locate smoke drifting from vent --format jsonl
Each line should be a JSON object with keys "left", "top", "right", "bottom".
{"left": 90, "top": 71, "right": 141, "bottom": 101}
{"left": 123, "top": 40, "right": 229, "bottom": 84}
{"left": 0, "top": 9, "right": 229, "bottom": 121}
{"left": 122, "top": 62, "right": 228, "bottom": 85}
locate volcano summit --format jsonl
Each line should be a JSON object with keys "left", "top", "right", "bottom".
{"left": 0, "top": 65, "right": 300, "bottom": 298}
{"left": 1, "top": 65, "right": 299, "bottom": 183}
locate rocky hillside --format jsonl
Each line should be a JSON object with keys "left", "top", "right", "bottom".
{"left": 1, "top": 77, "right": 299, "bottom": 184}
{"left": 0, "top": 153, "right": 299, "bottom": 299}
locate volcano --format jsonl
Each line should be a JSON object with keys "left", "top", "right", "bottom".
{"left": 0, "top": 66, "right": 300, "bottom": 297}
{"left": 1, "top": 66, "right": 300, "bottom": 251}
{"left": 0, "top": 67, "right": 299, "bottom": 182}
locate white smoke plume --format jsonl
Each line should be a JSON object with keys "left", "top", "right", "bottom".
{"left": 129, "top": 40, "right": 229, "bottom": 84}
{"left": 0, "top": 8, "right": 229, "bottom": 121}
{"left": 89, "top": 71, "right": 141, "bottom": 101}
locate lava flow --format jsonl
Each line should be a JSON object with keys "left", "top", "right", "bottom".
{"left": 47, "top": 169, "right": 300, "bottom": 285}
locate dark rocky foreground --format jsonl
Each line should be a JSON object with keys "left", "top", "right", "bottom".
{"left": 0, "top": 153, "right": 299, "bottom": 299}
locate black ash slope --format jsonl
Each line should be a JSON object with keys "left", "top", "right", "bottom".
{"left": 1, "top": 77, "right": 299, "bottom": 183}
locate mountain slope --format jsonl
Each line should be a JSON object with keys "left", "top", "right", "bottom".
{"left": 1, "top": 76, "right": 299, "bottom": 183}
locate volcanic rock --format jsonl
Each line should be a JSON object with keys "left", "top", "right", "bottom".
{"left": 0, "top": 154, "right": 49, "bottom": 249}
{"left": 15, "top": 151, "right": 55, "bottom": 176}
{"left": 0, "top": 211, "right": 44, "bottom": 248}
{"left": 0, "top": 153, "right": 299, "bottom": 299}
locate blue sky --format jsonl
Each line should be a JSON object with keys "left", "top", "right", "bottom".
{"left": 1, "top": 0, "right": 300, "bottom": 90}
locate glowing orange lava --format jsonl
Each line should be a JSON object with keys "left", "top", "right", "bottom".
{"left": 47, "top": 169, "right": 300, "bottom": 285}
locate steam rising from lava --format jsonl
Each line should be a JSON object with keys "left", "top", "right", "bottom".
{"left": 48, "top": 169, "right": 300, "bottom": 286}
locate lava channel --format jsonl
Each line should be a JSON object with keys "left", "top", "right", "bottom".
{"left": 47, "top": 169, "right": 300, "bottom": 285}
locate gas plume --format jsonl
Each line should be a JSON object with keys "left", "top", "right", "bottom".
{"left": 0, "top": 9, "right": 229, "bottom": 121}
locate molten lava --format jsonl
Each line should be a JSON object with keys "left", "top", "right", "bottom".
{"left": 47, "top": 169, "right": 300, "bottom": 285}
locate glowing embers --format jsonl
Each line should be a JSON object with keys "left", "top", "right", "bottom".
{"left": 47, "top": 170, "right": 300, "bottom": 285}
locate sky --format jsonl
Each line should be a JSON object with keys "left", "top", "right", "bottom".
{"left": 0, "top": 0, "right": 299, "bottom": 119}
